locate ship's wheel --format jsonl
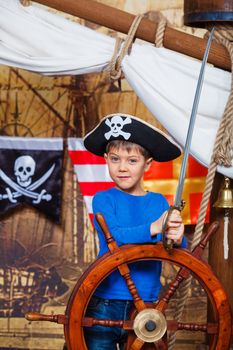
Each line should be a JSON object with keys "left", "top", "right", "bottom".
{"left": 0, "top": 123, "right": 34, "bottom": 137}
{"left": 0, "top": 68, "right": 74, "bottom": 138}
{"left": 26, "top": 215, "right": 232, "bottom": 349}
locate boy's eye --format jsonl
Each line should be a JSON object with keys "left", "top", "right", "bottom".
{"left": 110, "top": 156, "right": 119, "bottom": 163}
{"left": 128, "top": 158, "right": 138, "bottom": 164}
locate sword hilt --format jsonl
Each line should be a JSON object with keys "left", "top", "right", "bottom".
{"left": 162, "top": 200, "right": 185, "bottom": 251}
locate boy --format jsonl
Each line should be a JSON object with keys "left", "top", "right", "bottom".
{"left": 83, "top": 113, "right": 186, "bottom": 350}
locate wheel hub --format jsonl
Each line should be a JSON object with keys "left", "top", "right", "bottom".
{"left": 133, "top": 308, "right": 167, "bottom": 342}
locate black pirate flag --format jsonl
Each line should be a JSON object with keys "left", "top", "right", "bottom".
{"left": 0, "top": 137, "right": 63, "bottom": 223}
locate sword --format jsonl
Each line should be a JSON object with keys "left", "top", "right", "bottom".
{"left": 163, "top": 27, "right": 215, "bottom": 250}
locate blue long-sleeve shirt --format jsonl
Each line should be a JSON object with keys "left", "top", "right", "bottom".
{"left": 93, "top": 187, "right": 187, "bottom": 301}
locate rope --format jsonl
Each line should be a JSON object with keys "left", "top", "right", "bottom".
{"left": 168, "top": 25, "right": 233, "bottom": 349}
{"left": 108, "top": 13, "right": 167, "bottom": 81}
{"left": 20, "top": 0, "right": 31, "bottom": 6}
{"left": 108, "top": 15, "right": 144, "bottom": 81}
{"left": 191, "top": 26, "right": 233, "bottom": 247}
{"left": 108, "top": 13, "right": 168, "bottom": 79}
{"left": 155, "top": 16, "right": 167, "bottom": 48}
{"left": 107, "top": 38, "right": 124, "bottom": 81}
{"left": 209, "top": 29, "right": 233, "bottom": 167}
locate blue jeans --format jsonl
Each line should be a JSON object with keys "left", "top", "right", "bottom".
{"left": 84, "top": 295, "right": 133, "bottom": 350}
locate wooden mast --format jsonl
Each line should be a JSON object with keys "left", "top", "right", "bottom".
{"left": 32, "top": 0, "right": 232, "bottom": 71}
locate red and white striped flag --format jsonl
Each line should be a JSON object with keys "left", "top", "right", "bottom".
{"left": 68, "top": 138, "right": 209, "bottom": 226}
{"left": 68, "top": 138, "right": 114, "bottom": 224}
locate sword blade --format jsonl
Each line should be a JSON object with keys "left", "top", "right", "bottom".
{"left": 174, "top": 27, "right": 215, "bottom": 208}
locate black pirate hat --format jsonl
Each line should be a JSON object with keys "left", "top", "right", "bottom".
{"left": 84, "top": 113, "right": 182, "bottom": 162}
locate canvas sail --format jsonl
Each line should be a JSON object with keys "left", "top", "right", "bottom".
{"left": 0, "top": 0, "right": 232, "bottom": 178}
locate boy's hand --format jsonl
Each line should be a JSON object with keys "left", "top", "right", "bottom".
{"left": 150, "top": 209, "right": 184, "bottom": 245}
{"left": 164, "top": 209, "right": 184, "bottom": 245}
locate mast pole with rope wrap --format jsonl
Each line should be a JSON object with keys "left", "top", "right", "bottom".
{"left": 163, "top": 27, "right": 215, "bottom": 250}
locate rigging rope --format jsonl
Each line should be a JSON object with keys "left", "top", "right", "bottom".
{"left": 154, "top": 15, "right": 167, "bottom": 48}
{"left": 20, "top": 0, "right": 31, "bottom": 6}
{"left": 108, "top": 14, "right": 144, "bottom": 82}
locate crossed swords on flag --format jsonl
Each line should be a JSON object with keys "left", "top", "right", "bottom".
{"left": 0, "top": 164, "right": 55, "bottom": 204}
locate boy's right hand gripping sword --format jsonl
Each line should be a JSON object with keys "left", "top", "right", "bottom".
{"left": 162, "top": 27, "right": 215, "bottom": 251}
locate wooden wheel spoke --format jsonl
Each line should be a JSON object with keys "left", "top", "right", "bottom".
{"left": 96, "top": 213, "right": 146, "bottom": 311}
{"left": 157, "top": 222, "right": 220, "bottom": 312}
{"left": 167, "top": 320, "right": 218, "bottom": 334}
{"left": 154, "top": 339, "right": 168, "bottom": 350}
{"left": 82, "top": 316, "right": 134, "bottom": 330}
{"left": 118, "top": 262, "right": 146, "bottom": 311}
{"left": 156, "top": 267, "right": 190, "bottom": 312}
{"left": 130, "top": 337, "right": 145, "bottom": 350}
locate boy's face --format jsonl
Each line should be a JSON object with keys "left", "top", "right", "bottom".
{"left": 104, "top": 145, "right": 152, "bottom": 195}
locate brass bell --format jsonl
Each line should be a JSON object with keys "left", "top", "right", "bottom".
{"left": 214, "top": 177, "right": 233, "bottom": 209}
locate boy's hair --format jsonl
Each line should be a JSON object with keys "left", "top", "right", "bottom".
{"left": 106, "top": 140, "right": 152, "bottom": 160}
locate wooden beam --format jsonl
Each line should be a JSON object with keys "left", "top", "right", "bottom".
{"left": 32, "top": 0, "right": 231, "bottom": 71}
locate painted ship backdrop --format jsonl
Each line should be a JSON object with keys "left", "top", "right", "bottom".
{"left": 0, "top": 0, "right": 233, "bottom": 349}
